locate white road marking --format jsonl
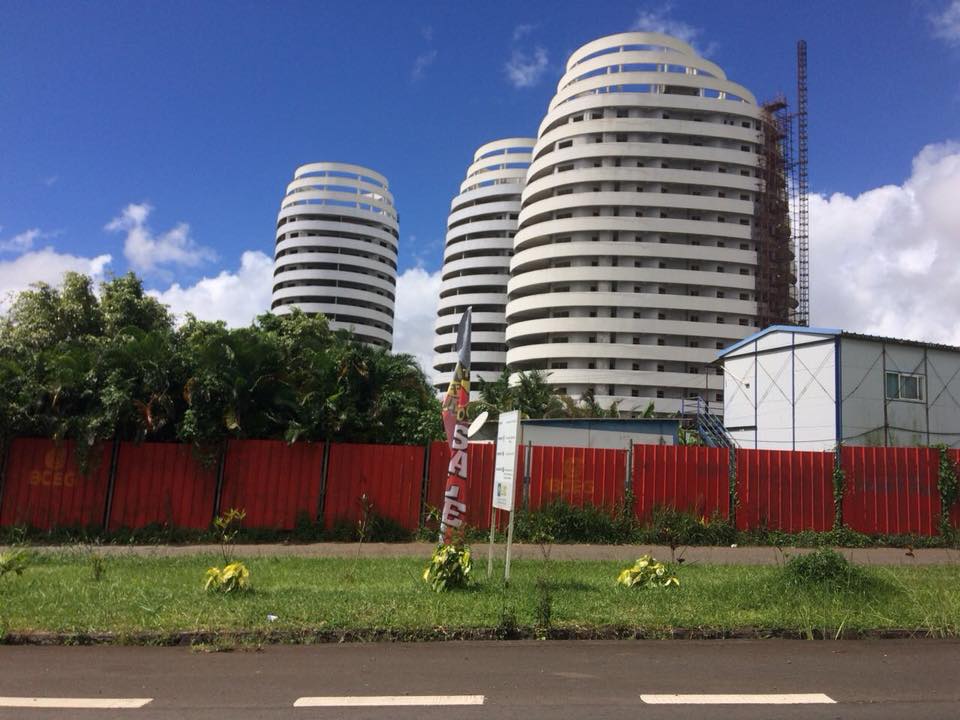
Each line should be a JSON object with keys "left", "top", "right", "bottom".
{"left": 641, "top": 693, "right": 836, "bottom": 705}
{"left": 0, "top": 697, "right": 153, "bottom": 709}
{"left": 294, "top": 695, "right": 485, "bottom": 707}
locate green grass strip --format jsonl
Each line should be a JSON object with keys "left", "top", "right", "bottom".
{"left": 1, "top": 554, "right": 958, "bottom": 640}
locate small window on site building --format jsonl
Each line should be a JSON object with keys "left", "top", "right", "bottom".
{"left": 886, "top": 371, "right": 924, "bottom": 401}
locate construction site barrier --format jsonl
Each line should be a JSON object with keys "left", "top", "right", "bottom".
{"left": 109, "top": 442, "right": 217, "bottom": 530}
{"left": 632, "top": 445, "right": 730, "bottom": 521}
{"left": 526, "top": 445, "right": 625, "bottom": 510}
{"left": 736, "top": 449, "right": 834, "bottom": 532}
{"left": 0, "top": 438, "right": 112, "bottom": 530}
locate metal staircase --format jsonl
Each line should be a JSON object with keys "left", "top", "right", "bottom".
{"left": 680, "top": 396, "right": 738, "bottom": 449}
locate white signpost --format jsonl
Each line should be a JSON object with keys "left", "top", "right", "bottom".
{"left": 487, "top": 410, "right": 521, "bottom": 581}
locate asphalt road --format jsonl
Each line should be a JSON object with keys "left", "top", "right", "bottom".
{"left": 1, "top": 640, "right": 958, "bottom": 719}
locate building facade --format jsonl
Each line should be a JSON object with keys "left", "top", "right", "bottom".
{"left": 271, "top": 162, "right": 399, "bottom": 348}
{"left": 505, "top": 32, "right": 786, "bottom": 415}
{"left": 433, "top": 138, "right": 536, "bottom": 393}
{"left": 720, "top": 326, "right": 960, "bottom": 450}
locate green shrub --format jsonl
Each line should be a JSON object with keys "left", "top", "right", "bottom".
{"left": 616, "top": 554, "right": 679, "bottom": 588}
{"left": 514, "top": 499, "right": 637, "bottom": 544}
{"left": 204, "top": 561, "right": 251, "bottom": 593}
{"left": 422, "top": 543, "right": 472, "bottom": 592}
{"left": 783, "top": 548, "right": 866, "bottom": 590}
{"left": 0, "top": 549, "right": 29, "bottom": 580}
{"left": 642, "top": 506, "right": 736, "bottom": 546}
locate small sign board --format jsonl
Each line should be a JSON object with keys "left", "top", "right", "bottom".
{"left": 492, "top": 410, "right": 520, "bottom": 512}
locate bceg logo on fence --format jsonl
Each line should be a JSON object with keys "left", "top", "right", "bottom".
{"left": 28, "top": 448, "right": 76, "bottom": 488}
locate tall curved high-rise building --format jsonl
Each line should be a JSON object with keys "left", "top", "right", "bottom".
{"left": 271, "top": 162, "right": 398, "bottom": 348}
{"left": 433, "top": 138, "right": 536, "bottom": 393}
{"left": 505, "top": 32, "right": 789, "bottom": 415}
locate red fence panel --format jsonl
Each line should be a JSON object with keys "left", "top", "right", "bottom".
{"left": 527, "top": 446, "right": 625, "bottom": 510}
{"left": 426, "top": 441, "right": 516, "bottom": 531}
{"left": 219, "top": 440, "right": 324, "bottom": 530}
{"left": 0, "top": 438, "right": 111, "bottom": 529}
{"left": 323, "top": 443, "right": 425, "bottom": 531}
{"left": 842, "top": 446, "right": 940, "bottom": 536}
{"left": 108, "top": 442, "right": 217, "bottom": 530}
{"left": 633, "top": 445, "right": 729, "bottom": 521}
{"left": 735, "top": 449, "right": 833, "bottom": 532}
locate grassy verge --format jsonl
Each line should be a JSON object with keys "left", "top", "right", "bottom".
{"left": 1, "top": 552, "right": 958, "bottom": 642}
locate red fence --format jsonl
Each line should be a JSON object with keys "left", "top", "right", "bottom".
{"left": 527, "top": 446, "right": 625, "bottom": 510}
{"left": 324, "top": 443, "right": 424, "bottom": 530}
{"left": 841, "top": 446, "right": 940, "bottom": 536}
{"left": 109, "top": 442, "right": 217, "bottom": 530}
{"left": 1, "top": 438, "right": 957, "bottom": 536}
{"left": 736, "top": 449, "right": 834, "bottom": 532}
{"left": 633, "top": 445, "right": 730, "bottom": 520}
{"left": 219, "top": 440, "right": 324, "bottom": 530}
{"left": 0, "top": 438, "right": 111, "bottom": 530}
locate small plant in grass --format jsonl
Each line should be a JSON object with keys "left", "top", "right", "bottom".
{"left": 0, "top": 549, "right": 29, "bottom": 580}
{"left": 89, "top": 554, "right": 106, "bottom": 582}
{"left": 616, "top": 554, "right": 679, "bottom": 588}
{"left": 534, "top": 578, "right": 553, "bottom": 632}
{"left": 423, "top": 543, "right": 472, "bottom": 592}
{"left": 204, "top": 561, "right": 251, "bottom": 594}
{"left": 783, "top": 547, "right": 867, "bottom": 590}
{"left": 212, "top": 508, "right": 245, "bottom": 564}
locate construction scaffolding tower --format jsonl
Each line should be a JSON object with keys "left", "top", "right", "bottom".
{"left": 754, "top": 39, "right": 809, "bottom": 329}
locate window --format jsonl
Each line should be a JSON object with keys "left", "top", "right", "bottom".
{"left": 633, "top": 362, "right": 640, "bottom": 371}
{"left": 886, "top": 371, "right": 925, "bottom": 401}
{"left": 550, "top": 362, "right": 567, "bottom": 369}
{"left": 656, "top": 390, "right": 665, "bottom": 399}
{"left": 588, "top": 362, "right": 596, "bottom": 369}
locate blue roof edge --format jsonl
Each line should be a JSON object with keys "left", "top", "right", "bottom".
{"left": 717, "top": 325, "right": 842, "bottom": 359}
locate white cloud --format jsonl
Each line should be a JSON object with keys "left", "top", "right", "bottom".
{"left": 0, "top": 228, "right": 41, "bottom": 253}
{"left": 43, "top": 175, "right": 59, "bottom": 187}
{"left": 932, "top": 0, "right": 960, "bottom": 44}
{"left": 106, "top": 202, "right": 216, "bottom": 273}
{"left": 631, "top": 5, "right": 709, "bottom": 55}
{"left": 512, "top": 23, "right": 535, "bottom": 42}
{"left": 0, "top": 247, "right": 112, "bottom": 311}
{"left": 505, "top": 47, "right": 549, "bottom": 88}
{"left": 148, "top": 250, "right": 273, "bottom": 327}
{"left": 412, "top": 49, "right": 438, "bottom": 81}
{"left": 393, "top": 265, "right": 442, "bottom": 379}
{"left": 809, "top": 141, "right": 960, "bottom": 345}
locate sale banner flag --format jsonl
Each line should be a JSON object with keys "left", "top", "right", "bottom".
{"left": 439, "top": 307, "right": 472, "bottom": 543}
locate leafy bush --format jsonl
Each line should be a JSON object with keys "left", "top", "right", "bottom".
{"left": 0, "top": 549, "right": 29, "bottom": 580}
{"left": 213, "top": 508, "right": 245, "bottom": 563}
{"left": 422, "top": 543, "right": 472, "bottom": 592}
{"left": 783, "top": 548, "right": 867, "bottom": 590}
{"left": 641, "top": 506, "right": 736, "bottom": 546}
{"left": 204, "top": 561, "right": 251, "bottom": 593}
{"left": 514, "top": 499, "right": 637, "bottom": 544}
{"left": 616, "top": 554, "right": 679, "bottom": 588}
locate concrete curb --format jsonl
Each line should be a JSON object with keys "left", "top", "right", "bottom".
{"left": 0, "top": 626, "right": 944, "bottom": 647}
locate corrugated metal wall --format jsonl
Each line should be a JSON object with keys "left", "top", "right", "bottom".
{"left": 0, "top": 439, "right": 955, "bottom": 535}
{"left": 632, "top": 445, "right": 730, "bottom": 520}
{"left": 527, "top": 445, "right": 625, "bottom": 510}
{"left": 324, "top": 443, "right": 424, "bottom": 530}
{"left": 736, "top": 449, "right": 833, "bottom": 532}
{"left": 0, "top": 438, "right": 111, "bottom": 529}
{"left": 842, "top": 446, "right": 940, "bottom": 536}
{"left": 108, "top": 442, "right": 217, "bottom": 530}
{"left": 219, "top": 440, "right": 324, "bottom": 529}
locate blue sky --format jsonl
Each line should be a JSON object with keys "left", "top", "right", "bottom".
{"left": 2, "top": 0, "right": 960, "bottom": 367}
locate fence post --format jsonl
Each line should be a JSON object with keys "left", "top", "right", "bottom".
{"left": 728, "top": 447, "right": 737, "bottom": 526}
{"left": 101, "top": 437, "right": 122, "bottom": 531}
{"left": 212, "top": 439, "right": 228, "bottom": 520}
{"left": 419, "top": 442, "right": 431, "bottom": 528}
{"left": 317, "top": 440, "right": 331, "bottom": 524}
{"left": 0, "top": 437, "right": 10, "bottom": 520}
{"left": 522, "top": 441, "right": 532, "bottom": 510}
{"left": 626, "top": 441, "right": 634, "bottom": 494}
